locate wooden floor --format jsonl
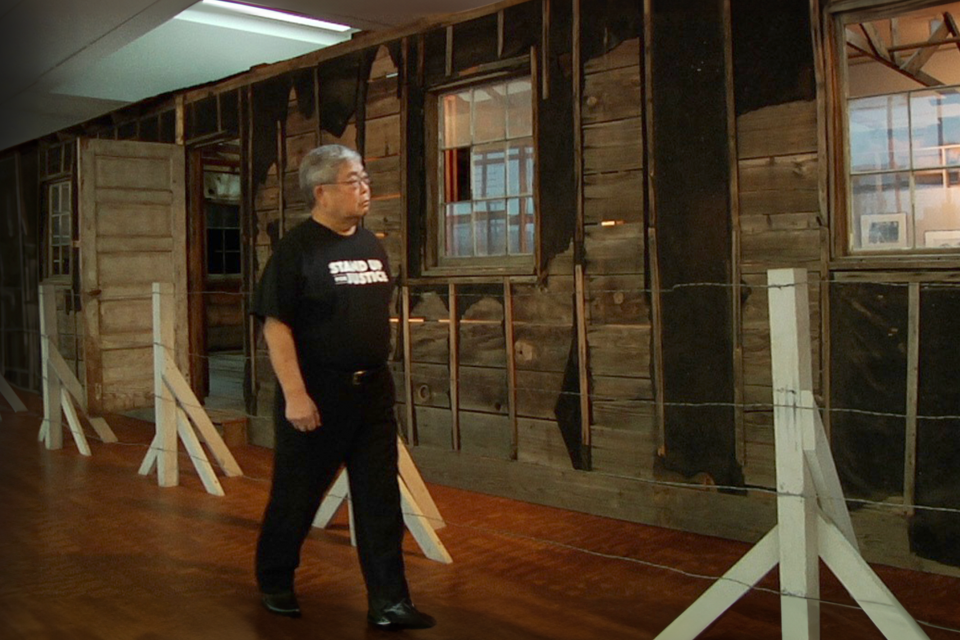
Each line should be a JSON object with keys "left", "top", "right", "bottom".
{"left": 3, "top": 393, "right": 960, "bottom": 640}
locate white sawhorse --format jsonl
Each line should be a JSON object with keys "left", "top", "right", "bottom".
{"left": 653, "top": 268, "right": 929, "bottom": 640}
{"left": 313, "top": 436, "right": 452, "bottom": 564}
{"left": 37, "top": 283, "right": 117, "bottom": 452}
{"left": 139, "top": 283, "right": 242, "bottom": 496}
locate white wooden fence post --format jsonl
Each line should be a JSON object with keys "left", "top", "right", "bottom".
{"left": 39, "top": 284, "right": 62, "bottom": 449}
{"left": 768, "top": 268, "right": 820, "bottom": 639}
{"left": 154, "top": 282, "right": 178, "bottom": 486}
{"left": 140, "top": 282, "right": 241, "bottom": 495}
{"left": 651, "top": 268, "right": 930, "bottom": 640}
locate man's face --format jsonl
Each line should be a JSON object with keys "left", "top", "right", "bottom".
{"left": 315, "top": 159, "right": 371, "bottom": 226}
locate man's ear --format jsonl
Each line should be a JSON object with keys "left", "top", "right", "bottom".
{"left": 313, "top": 184, "right": 324, "bottom": 204}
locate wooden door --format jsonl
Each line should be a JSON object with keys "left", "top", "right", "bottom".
{"left": 79, "top": 138, "right": 188, "bottom": 415}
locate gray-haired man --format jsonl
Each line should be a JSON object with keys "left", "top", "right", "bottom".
{"left": 252, "top": 144, "right": 434, "bottom": 630}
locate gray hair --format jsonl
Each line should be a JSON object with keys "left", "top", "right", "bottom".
{"left": 299, "top": 144, "right": 363, "bottom": 205}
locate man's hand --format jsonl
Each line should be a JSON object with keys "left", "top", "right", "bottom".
{"left": 285, "top": 390, "right": 321, "bottom": 432}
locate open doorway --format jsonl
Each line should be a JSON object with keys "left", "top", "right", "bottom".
{"left": 188, "top": 139, "right": 245, "bottom": 414}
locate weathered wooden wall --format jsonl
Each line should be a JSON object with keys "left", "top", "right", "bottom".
{"left": 0, "top": 149, "right": 41, "bottom": 391}
{"left": 13, "top": 0, "right": 960, "bottom": 576}
{"left": 730, "top": 0, "right": 821, "bottom": 489}
{"left": 580, "top": 37, "right": 654, "bottom": 478}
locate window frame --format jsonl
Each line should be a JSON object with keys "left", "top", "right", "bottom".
{"left": 45, "top": 179, "right": 73, "bottom": 281}
{"left": 828, "top": 0, "right": 960, "bottom": 267}
{"left": 422, "top": 55, "right": 539, "bottom": 277}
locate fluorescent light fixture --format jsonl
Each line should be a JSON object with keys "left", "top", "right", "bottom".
{"left": 201, "top": 0, "right": 352, "bottom": 32}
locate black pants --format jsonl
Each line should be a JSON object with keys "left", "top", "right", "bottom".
{"left": 255, "top": 366, "right": 409, "bottom": 607}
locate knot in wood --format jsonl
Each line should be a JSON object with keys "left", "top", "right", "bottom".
{"left": 515, "top": 340, "right": 535, "bottom": 363}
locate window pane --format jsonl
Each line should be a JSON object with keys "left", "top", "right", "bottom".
{"left": 472, "top": 144, "right": 506, "bottom": 198}
{"left": 208, "top": 250, "right": 224, "bottom": 275}
{"left": 507, "top": 139, "right": 534, "bottom": 195}
{"left": 442, "top": 147, "right": 472, "bottom": 202}
{"left": 851, "top": 172, "right": 911, "bottom": 250}
{"left": 51, "top": 216, "right": 60, "bottom": 241}
{"left": 51, "top": 185, "right": 60, "bottom": 212}
{"left": 911, "top": 88, "right": 960, "bottom": 169}
{"left": 474, "top": 199, "right": 506, "bottom": 256}
{"left": 442, "top": 91, "right": 472, "bottom": 149}
{"left": 473, "top": 84, "right": 507, "bottom": 143}
{"left": 916, "top": 169, "right": 960, "bottom": 248}
{"left": 225, "top": 252, "right": 242, "bottom": 275}
{"left": 224, "top": 229, "right": 240, "bottom": 251}
{"left": 506, "top": 79, "right": 533, "bottom": 138}
{"left": 507, "top": 198, "right": 522, "bottom": 254}
{"left": 224, "top": 205, "right": 240, "bottom": 228}
{"left": 60, "top": 217, "right": 71, "bottom": 245}
{"left": 849, "top": 94, "right": 909, "bottom": 173}
{"left": 445, "top": 203, "right": 473, "bottom": 257}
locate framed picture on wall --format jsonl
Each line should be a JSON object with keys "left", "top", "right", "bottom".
{"left": 860, "top": 212, "right": 908, "bottom": 249}
{"left": 923, "top": 229, "right": 960, "bottom": 249}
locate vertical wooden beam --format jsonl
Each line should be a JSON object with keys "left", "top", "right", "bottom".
{"left": 401, "top": 285, "right": 416, "bottom": 444}
{"left": 503, "top": 278, "right": 518, "bottom": 459}
{"left": 722, "top": 0, "right": 745, "bottom": 463}
{"left": 448, "top": 283, "right": 460, "bottom": 451}
{"left": 445, "top": 25, "right": 454, "bottom": 77}
{"left": 573, "top": 0, "right": 583, "bottom": 249}
{"left": 243, "top": 85, "right": 258, "bottom": 414}
{"left": 153, "top": 282, "right": 179, "bottom": 487}
{"left": 572, "top": 0, "right": 589, "bottom": 457}
{"left": 903, "top": 282, "right": 920, "bottom": 515}
{"left": 400, "top": 37, "right": 410, "bottom": 280}
{"left": 531, "top": 47, "right": 543, "bottom": 276}
{"left": 14, "top": 152, "right": 31, "bottom": 388}
{"left": 575, "top": 264, "right": 591, "bottom": 453}
{"left": 417, "top": 34, "right": 425, "bottom": 86}
{"left": 643, "top": 0, "right": 667, "bottom": 452}
{"left": 175, "top": 95, "right": 186, "bottom": 145}
{"left": 497, "top": 10, "right": 505, "bottom": 58}
{"left": 541, "top": 0, "right": 551, "bottom": 100}
{"left": 186, "top": 148, "right": 207, "bottom": 402}
{"left": 810, "top": 0, "right": 832, "bottom": 438}
{"left": 39, "top": 284, "right": 63, "bottom": 449}
{"left": 78, "top": 138, "right": 104, "bottom": 416}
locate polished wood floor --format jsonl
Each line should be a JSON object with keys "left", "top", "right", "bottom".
{"left": 3, "top": 393, "right": 960, "bottom": 640}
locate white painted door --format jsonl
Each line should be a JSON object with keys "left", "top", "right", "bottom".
{"left": 79, "top": 138, "right": 188, "bottom": 414}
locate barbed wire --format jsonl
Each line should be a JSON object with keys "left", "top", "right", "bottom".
{"left": 18, "top": 276, "right": 960, "bottom": 306}
{"left": 3, "top": 400, "right": 960, "bottom": 637}
{"left": 10, "top": 373, "right": 960, "bottom": 522}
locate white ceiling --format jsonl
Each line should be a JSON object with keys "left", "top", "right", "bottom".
{"left": 0, "top": 0, "right": 495, "bottom": 152}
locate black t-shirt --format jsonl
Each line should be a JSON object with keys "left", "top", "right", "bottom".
{"left": 251, "top": 219, "right": 393, "bottom": 383}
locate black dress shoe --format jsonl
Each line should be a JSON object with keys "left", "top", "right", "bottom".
{"left": 367, "top": 599, "right": 436, "bottom": 630}
{"left": 261, "top": 590, "right": 301, "bottom": 618}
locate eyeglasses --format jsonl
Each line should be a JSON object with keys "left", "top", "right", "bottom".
{"left": 323, "top": 174, "right": 371, "bottom": 189}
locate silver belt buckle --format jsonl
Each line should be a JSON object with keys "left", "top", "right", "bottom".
{"left": 351, "top": 370, "right": 366, "bottom": 386}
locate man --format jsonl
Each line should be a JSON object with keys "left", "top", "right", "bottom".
{"left": 251, "top": 144, "right": 435, "bottom": 630}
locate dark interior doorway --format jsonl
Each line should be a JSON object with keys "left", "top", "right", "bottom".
{"left": 187, "top": 138, "right": 245, "bottom": 413}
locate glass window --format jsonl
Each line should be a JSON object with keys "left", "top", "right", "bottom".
{"left": 206, "top": 202, "right": 242, "bottom": 276}
{"left": 843, "top": 6, "right": 960, "bottom": 253}
{"left": 437, "top": 77, "right": 535, "bottom": 262}
{"left": 47, "top": 181, "right": 71, "bottom": 277}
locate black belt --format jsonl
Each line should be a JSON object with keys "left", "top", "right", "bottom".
{"left": 326, "top": 364, "right": 386, "bottom": 386}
